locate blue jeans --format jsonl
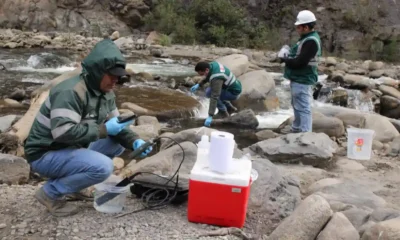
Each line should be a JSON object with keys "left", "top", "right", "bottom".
{"left": 30, "top": 137, "right": 125, "bottom": 200}
{"left": 290, "top": 81, "right": 313, "bottom": 132}
{"left": 205, "top": 87, "right": 240, "bottom": 112}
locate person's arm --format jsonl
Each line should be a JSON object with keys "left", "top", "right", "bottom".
{"left": 49, "top": 90, "right": 107, "bottom": 145}
{"left": 199, "top": 75, "right": 211, "bottom": 87}
{"left": 282, "top": 40, "right": 318, "bottom": 69}
{"left": 108, "top": 101, "right": 140, "bottom": 149}
{"left": 208, "top": 79, "right": 224, "bottom": 116}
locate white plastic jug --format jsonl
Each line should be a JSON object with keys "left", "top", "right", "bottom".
{"left": 93, "top": 175, "right": 130, "bottom": 213}
{"left": 347, "top": 128, "right": 375, "bottom": 160}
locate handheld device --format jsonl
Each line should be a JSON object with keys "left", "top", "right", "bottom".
{"left": 117, "top": 114, "right": 137, "bottom": 123}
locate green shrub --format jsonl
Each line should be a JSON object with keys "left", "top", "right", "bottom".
{"left": 158, "top": 34, "right": 172, "bottom": 46}
{"left": 143, "top": 0, "right": 282, "bottom": 49}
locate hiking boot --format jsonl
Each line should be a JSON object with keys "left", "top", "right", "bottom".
{"left": 35, "top": 187, "right": 80, "bottom": 217}
{"left": 214, "top": 110, "right": 230, "bottom": 119}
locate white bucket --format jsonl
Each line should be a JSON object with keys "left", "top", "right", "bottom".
{"left": 347, "top": 128, "right": 375, "bottom": 160}
{"left": 93, "top": 175, "right": 130, "bottom": 214}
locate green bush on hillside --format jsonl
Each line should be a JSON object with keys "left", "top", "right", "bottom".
{"left": 143, "top": 0, "right": 278, "bottom": 49}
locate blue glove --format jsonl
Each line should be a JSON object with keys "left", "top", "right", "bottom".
{"left": 190, "top": 84, "right": 200, "bottom": 92}
{"left": 204, "top": 116, "right": 213, "bottom": 127}
{"left": 105, "top": 116, "right": 133, "bottom": 136}
{"left": 133, "top": 139, "right": 153, "bottom": 157}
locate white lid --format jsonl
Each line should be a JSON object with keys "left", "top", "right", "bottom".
{"left": 190, "top": 158, "right": 252, "bottom": 187}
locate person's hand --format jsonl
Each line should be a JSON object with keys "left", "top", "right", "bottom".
{"left": 133, "top": 139, "right": 153, "bottom": 157}
{"left": 278, "top": 45, "right": 290, "bottom": 59}
{"left": 191, "top": 84, "right": 200, "bottom": 92}
{"left": 105, "top": 116, "right": 133, "bottom": 136}
{"left": 204, "top": 116, "right": 213, "bottom": 127}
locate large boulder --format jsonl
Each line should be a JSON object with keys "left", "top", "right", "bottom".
{"left": 362, "top": 218, "right": 400, "bottom": 240}
{"left": 119, "top": 86, "right": 201, "bottom": 121}
{"left": 317, "top": 212, "right": 359, "bottom": 240}
{"left": 380, "top": 95, "right": 400, "bottom": 119}
{"left": 233, "top": 70, "right": 279, "bottom": 112}
{"left": 314, "top": 105, "right": 399, "bottom": 143}
{"left": 268, "top": 194, "right": 333, "bottom": 240}
{"left": 279, "top": 113, "right": 345, "bottom": 137}
{"left": 379, "top": 85, "right": 400, "bottom": 99}
{"left": 309, "top": 178, "right": 387, "bottom": 211}
{"left": 246, "top": 157, "right": 301, "bottom": 235}
{"left": 119, "top": 141, "right": 197, "bottom": 180}
{"left": 248, "top": 132, "right": 338, "bottom": 168}
{"left": 215, "top": 54, "right": 249, "bottom": 77}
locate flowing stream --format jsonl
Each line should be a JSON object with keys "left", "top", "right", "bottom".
{"left": 0, "top": 49, "right": 375, "bottom": 129}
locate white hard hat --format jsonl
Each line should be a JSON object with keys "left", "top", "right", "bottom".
{"left": 295, "top": 10, "right": 317, "bottom": 25}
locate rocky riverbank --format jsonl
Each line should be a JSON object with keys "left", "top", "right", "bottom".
{"left": 1, "top": 29, "right": 400, "bottom": 239}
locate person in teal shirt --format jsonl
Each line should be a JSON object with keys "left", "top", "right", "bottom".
{"left": 191, "top": 61, "right": 242, "bottom": 127}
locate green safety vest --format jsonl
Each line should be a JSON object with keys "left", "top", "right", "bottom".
{"left": 284, "top": 31, "right": 322, "bottom": 85}
{"left": 207, "top": 61, "right": 242, "bottom": 95}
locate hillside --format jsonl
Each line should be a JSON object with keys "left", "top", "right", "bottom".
{"left": 1, "top": 0, "right": 400, "bottom": 60}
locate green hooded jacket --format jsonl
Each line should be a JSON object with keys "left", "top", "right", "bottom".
{"left": 24, "top": 39, "right": 139, "bottom": 163}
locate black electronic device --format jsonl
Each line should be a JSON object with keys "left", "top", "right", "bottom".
{"left": 117, "top": 114, "right": 137, "bottom": 123}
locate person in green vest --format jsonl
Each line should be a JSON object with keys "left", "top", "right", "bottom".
{"left": 278, "top": 10, "right": 322, "bottom": 133}
{"left": 190, "top": 61, "right": 242, "bottom": 127}
{"left": 24, "top": 39, "right": 153, "bottom": 217}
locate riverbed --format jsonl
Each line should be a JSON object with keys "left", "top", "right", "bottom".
{"left": 0, "top": 48, "right": 375, "bottom": 134}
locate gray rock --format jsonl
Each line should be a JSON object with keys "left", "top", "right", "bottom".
{"left": 160, "top": 127, "right": 219, "bottom": 150}
{"left": 311, "top": 179, "right": 387, "bottom": 210}
{"left": 279, "top": 114, "right": 345, "bottom": 137}
{"left": 361, "top": 218, "right": 400, "bottom": 240}
{"left": 379, "top": 85, "right": 400, "bottom": 99}
{"left": 137, "top": 116, "right": 160, "bottom": 129}
{"left": 341, "top": 207, "right": 372, "bottom": 230}
{"left": 248, "top": 132, "right": 337, "bottom": 167}
{"left": 247, "top": 157, "right": 301, "bottom": 235}
{"left": 0, "top": 154, "right": 30, "bottom": 184}
{"left": 9, "top": 89, "right": 26, "bottom": 101}
{"left": 380, "top": 95, "right": 400, "bottom": 119}
{"left": 317, "top": 212, "right": 360, "bottom": 240}
{"left": 369, "top": 207, "right": 400, "bottom": 222}
{"left": 122, "top": 141, "right": 197, "bottom": 179}
{"left": 0, "top": 115, "right": 17, "bottom": 133}
{"left": 389, "top": 136, "right": 400, "bottom": 156}
{"left": 255, "top": 130, "right": 279, "bottom": 141}
{"left": 129, "top": 125, "right": 159, "bottom": 141}
{"left": 234, "top": 70, "right": 279, "bottom": 112}
{"left": 359, "top": 221, "right": 376, "bottom": 237}
{"left": 268, "top": 194, "right": 333, "bottom": 240}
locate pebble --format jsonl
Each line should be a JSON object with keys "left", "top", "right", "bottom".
{"left": 73, "top": 228, "right": 79, "bottom": 233}
{"left": 0, "top": 223, "right": 6, "bottom": 229}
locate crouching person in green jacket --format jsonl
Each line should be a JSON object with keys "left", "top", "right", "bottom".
{"left": 191, "top": 61, "right": 242, "bottom": 127}
{"left": 24, "top": 39, "right": 153, "bottom": 217}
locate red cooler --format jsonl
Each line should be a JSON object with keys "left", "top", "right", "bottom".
{"left": 187, "top": 158, "right": 252, "bottom": 228}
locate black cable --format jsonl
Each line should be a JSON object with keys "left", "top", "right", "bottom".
{"left": 115, "top": 136, "right": 185, "bottom": 218}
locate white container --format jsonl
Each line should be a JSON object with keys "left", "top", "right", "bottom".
{"left": 209, "top": 131, "right": 235, "bottom": 174}
{"left": 93, "top": 175, "right": 130, "bottom": 213}
{"left": 196, "top": 135, "right": 210, "bottom": 165}
{"left": 347, "top": 128, "right": 375, "bottom": 160}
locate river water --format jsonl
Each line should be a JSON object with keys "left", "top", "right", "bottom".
{"left": 0, "top": 49, "right": 374, "bottom": 130}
